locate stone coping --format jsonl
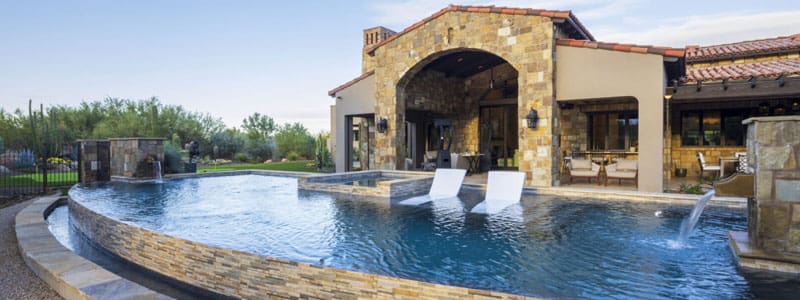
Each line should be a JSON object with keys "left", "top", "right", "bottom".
{"left": 14, "top": 194, "right": 169, "bottom": 300}
{"left": 728, "top": 231, "right": 800, "bottom": 274}
{"left": 743, "top": 116, "right": 800, "bottom": 125}
{"left": 67, "top": 192, "right": 535, "bottom": 299}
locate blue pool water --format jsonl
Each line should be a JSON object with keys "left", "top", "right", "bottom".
{"left": 68, "top": 175, "right": 800, "bottom": 299}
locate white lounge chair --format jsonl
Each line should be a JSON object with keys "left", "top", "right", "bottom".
{"left": 568, "top": 158, "right": 600, "bottom": 184}
{"left": 697, "top": 152, "right": 720, "bottom": 178}
{"left": 398, "top": 168, "right": 466, "bottom": 206}
{"left": 470, "top": 171, "right": 526, "bottom": 214}
{"left": 605, "top": 159, "right": 638, "bottom": 187}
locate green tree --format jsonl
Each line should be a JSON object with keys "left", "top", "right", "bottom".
{"left": 274, "top": 123, "right": 315, "bottom": 159}
{"left": 242, "top": 113, "right": 276, "bottom": 141}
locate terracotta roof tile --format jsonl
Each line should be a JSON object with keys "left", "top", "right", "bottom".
{"left": 684, "top": 58, "right": 800, "bottom": 82}
{"left": 328, "top": 71, "right": 375, "bottom": 97}
{"left": 686, "top": 34, "right": 800, "bottom": 61}
{"left": 556, "top": 39, "right": 686, "bottom": 58}
{"left": 365, "top": 5, "right": 593, "bottom": 54}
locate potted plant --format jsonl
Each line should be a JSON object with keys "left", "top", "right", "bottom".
{"left": 675, "top": 167, "right": 687, "bottom": 177}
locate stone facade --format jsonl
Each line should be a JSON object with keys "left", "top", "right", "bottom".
{"left": 745, "top": 116, "right": 800, "bottom": 254}
{"left": 370, "top": 10, "right": 557, "bottom": 186}
{"left": 77, "top": 140, "right": 110, "bottom": 183}
{"left": 68, "top": 187, "right": 532, "bottom": 299}
{"left": 109, "top": 138, "right": 165, "bottom": 179}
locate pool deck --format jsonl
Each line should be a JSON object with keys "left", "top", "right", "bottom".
{"left": 13, "top": 194, "right": 169, "bottom": 300}
{"left": 0, "top": 198, "right": 62, "bottom": 299}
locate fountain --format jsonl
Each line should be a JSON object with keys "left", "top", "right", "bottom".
{"left": 672, "top": 190, "right": 715, "bottom": 247}
{"left": 153, "top": 161, "right": 163, "bottom": 183}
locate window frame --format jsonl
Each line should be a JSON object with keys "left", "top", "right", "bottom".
{"left": 679, "top": 109, "right": 749, "bottom": 147}
{"left": 587, "top": 111, "right": 638, "bottom": 151}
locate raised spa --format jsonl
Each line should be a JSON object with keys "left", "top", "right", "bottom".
{"left": 66, "top": 174, "right": 800, "bottom": 299}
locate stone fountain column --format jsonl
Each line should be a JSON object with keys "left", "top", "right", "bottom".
{"left": 108, "top": 138, "right": 165, "bottom": 180}
{"left": 76, "top": 139, "right": 111, "bottom": 183}
{"left": 729, "top": 116, "right": 800, "bottom": 273}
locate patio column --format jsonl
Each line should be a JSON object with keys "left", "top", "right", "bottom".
{"left": 637, "top": 99, "right": 664, "bottom": 192}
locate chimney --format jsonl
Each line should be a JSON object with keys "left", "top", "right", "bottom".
{"left": 363, "top": 26, "right": 397, "bottom": 49}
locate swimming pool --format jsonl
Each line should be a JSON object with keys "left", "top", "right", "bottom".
{"left": 67, "top": 174, "right": 800, "bottom": 299}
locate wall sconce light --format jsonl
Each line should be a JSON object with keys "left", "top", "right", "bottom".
{"left": 377, "top": 118, "right": 388, "bottom": 133}
{"left": 792, "top": 99, "right": 800, "bottom": 113}
{"left": 526, "top": 108, "right": 539, "bottom": 129}
{"left": 758, "top": 102, "right": 770, "bottom": 115}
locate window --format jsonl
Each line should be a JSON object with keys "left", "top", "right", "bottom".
{"left": 588, "top": 112, "right": 638, "bottom": 150}
{"left": 681, "top": 109, "right": 749, "bottom": 146}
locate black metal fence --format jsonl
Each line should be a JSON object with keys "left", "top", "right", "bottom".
{"left": 0, "top": 145, "right": 78, "bottom": 200}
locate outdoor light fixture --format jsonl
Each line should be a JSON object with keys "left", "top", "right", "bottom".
{"left": 792, "top": 99, "right": 800, "bottom": 113}
{"left": 758, "top": 102, "right": 770, "bottom": 115}
{"left": 526, "top": 108, "right": 539, "bottom": 129}
{"left": 377, "top": 118, "right": 388, "bottom": 133}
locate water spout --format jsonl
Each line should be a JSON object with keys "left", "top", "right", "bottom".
{"left": 675, "top": 190, "right": 715, "bottom": 246}
{"left": 153, "top": 161, "right": 163, "bottom": 183}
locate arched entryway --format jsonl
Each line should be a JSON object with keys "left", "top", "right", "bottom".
{"left": 396, "top": 49, "right": 520, "bottom": 172}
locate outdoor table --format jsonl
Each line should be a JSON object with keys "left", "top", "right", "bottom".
{"left": 461, "top": 153, "right": 484, "bottom": 176}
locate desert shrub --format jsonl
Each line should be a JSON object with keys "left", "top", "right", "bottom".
{"left": 679, "top": 183, "right": 704, "bottom": 195}
{"left": 233, "top": 152, "right": 250, "bottom": 162}
{"left": 286, "top": 151, "right": 300, "bottom": 161}
{"left": 47, "top": 157, "right": 71, "bottom": 165}
{"left": 244, "top": 138, "right": 275, "bottom": 162}
{"left": 163, "top": 142, "right": 184, "bottom": 174}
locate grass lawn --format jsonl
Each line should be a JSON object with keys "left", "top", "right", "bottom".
{"left": 197, "top": 160, "right": 317, "bottom": 173}
{"left": 0, "top": 172, "right": 78, "bottom": 187}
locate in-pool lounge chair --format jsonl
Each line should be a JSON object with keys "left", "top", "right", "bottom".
{"left": 470, "top": 171, "right": 526, "bottom": 214}
{"left": 605, "top": 159, "right": 638, "bottom": 187}
{"left": 398, "top": 168, "right": 466, "bottom": 206}
{"left": 568, "top": 159, "right": 600, "bottom": 184}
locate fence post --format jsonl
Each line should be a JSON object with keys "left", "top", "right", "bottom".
{"left": 42, "top": 143, "right": 48, "bottom": 193}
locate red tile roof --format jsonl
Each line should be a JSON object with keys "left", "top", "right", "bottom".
{"left": 556, "top": 39, "right": 685, "bottom": 58}
{"left": 685, "top": 58, "right": 800, "bottom": 82}
{"left": 328, "top": 71, "right": 374, "bottom": 97}
{"left": 365, "top": 5, "right": 594, "bottom": 54}
{"left": 686, "top": 34, "right": 800, "bottom": 62}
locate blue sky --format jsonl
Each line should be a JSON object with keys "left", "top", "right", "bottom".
{"left": 1, "top": 0, "right": 798, "bottom": 132}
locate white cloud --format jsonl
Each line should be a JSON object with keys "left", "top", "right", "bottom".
{"left": 594, "top": 10, "right": 800, "bottom": 47}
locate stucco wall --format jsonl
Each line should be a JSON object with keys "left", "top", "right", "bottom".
{"left": 555, "top": 46, "right": 666, "bottom": 192}
{"left": 371, "top": 10, "right": 557, "bottom": 186}
{"left": 333, "top": 75, "right": 376, "bottom": 172}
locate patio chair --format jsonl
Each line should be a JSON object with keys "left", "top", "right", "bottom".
{"left": 398, "top": 168, "right": 466, "bottom": 206}
{"left": 421, "top": 150, "right": 438, "bottom": 171}
{"left": 605, "top": 159, "right": 638, "bottom": 187}
{"left": 470, "top": 171, "right": 526, "bottom": 214}
{"left": 568, "top": 158, "right": 600, "bottom": 184}
{"left": 696, "top": 152, "right": 721, "bottom": 178}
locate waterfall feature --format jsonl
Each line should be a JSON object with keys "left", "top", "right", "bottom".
{"left": 153, "top": 161, "right": 163, "bottom": 183}
{"left": 675, "top": 190, "right": 715, "bottom": 246}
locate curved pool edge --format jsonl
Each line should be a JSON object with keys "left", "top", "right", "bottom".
{"left": 14, "top": 194, "right": 169, "bottom": 300}
{"left": 68, "top": 188, "right": 536, "bottom": 299}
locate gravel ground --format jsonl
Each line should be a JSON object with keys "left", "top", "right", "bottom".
{"left": 0, "top": 198, "right": 62, "bottom": 300}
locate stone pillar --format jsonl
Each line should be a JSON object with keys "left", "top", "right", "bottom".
{"left": 108, "top": 138, "right": 165, "bottom": 179}
{"left": 729, "top": 116, "right": 800, "bottom": 273}
{"left": 77, "top": 140, "right": 110, "bottom": 183}
{"left": 746, "top": 116, "right": 800, "bottom": 252}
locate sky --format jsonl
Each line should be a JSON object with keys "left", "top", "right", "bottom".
{"left": 1, "top": 0, "right": 799, "bottom": 133}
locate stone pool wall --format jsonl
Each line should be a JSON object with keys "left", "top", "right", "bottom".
{"left": 67, "top": 193, "right": 530, "bottom": 299}
{"left": 298, "top": 170, "right": 434, "bottom": 198}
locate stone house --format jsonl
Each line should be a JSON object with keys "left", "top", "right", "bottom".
{"left": 328, "top": 5, "right": 800, "bottom": 193}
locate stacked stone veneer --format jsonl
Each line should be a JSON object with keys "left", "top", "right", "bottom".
{"left": 67, "top": 188, "right": 531, "bottom": 299}
{"left": 109, "top": 138, "right": 165, "bottom": 179}
{"left": 371, "top": 10, "right": 557, "bottom": 187}
{"left": 745, "top": 116, "right": 800, "bottom": 254}
{"left": 77, "top": 140, "right": 111, "bottom": 183}
{"left": 298, "top": 170, "right": 434, "bottom": 198}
